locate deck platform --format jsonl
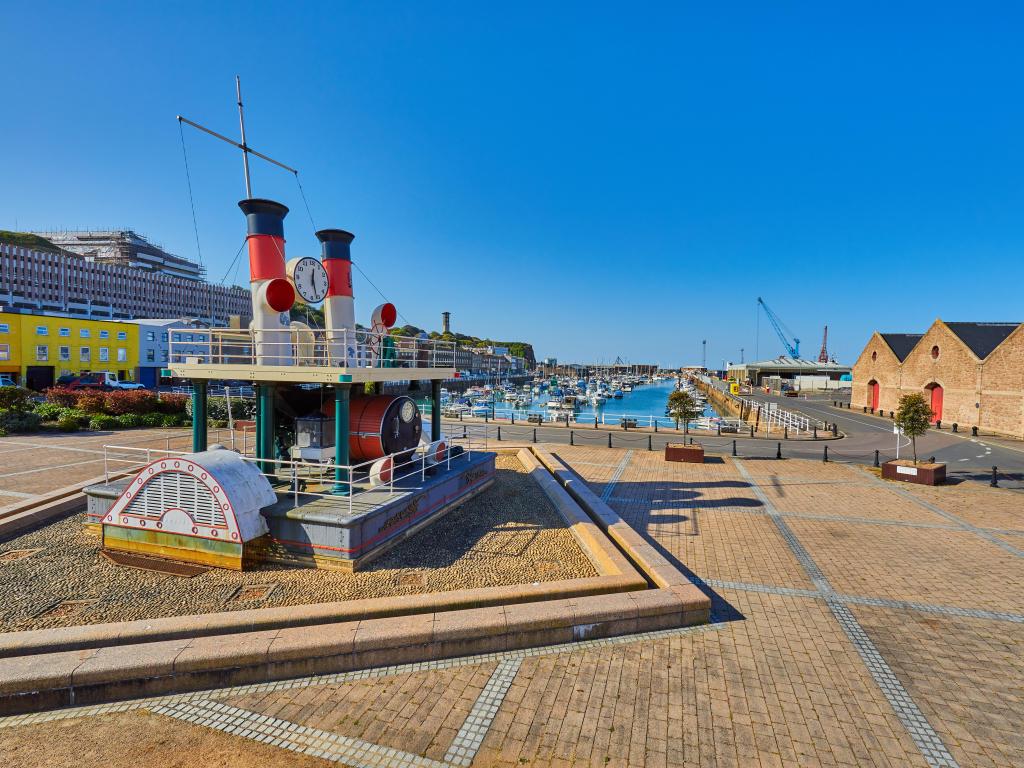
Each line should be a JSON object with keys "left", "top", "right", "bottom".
{"left": 258, "top": 451, "right": 496, "bottom": 571}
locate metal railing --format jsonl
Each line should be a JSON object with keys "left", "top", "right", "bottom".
{"left": 102, "top": 425, "right": 488, "bottom": 515}
{"left": 168, "top": 326, "right": 457, "bottom": 369}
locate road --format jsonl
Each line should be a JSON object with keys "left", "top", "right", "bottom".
{"left": 441, "top": 390, "right": 1024, "bottom": 489}
{"left": 734, "top": 390, "right": 1024, "bottom": 487}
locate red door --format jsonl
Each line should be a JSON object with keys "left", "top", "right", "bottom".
{"left": 869, "top": 381, "right": 879, "bottom": 411}
{"left": 929, "top": 385, "right": 943, "bottom": 423}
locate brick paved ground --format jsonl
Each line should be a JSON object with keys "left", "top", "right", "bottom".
{"left": 1, "top": 444, "right": 1022, "bottom": 767}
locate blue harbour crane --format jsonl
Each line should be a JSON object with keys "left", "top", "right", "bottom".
{"left": 756, "top": 297, "right": 801, "bottom": 359}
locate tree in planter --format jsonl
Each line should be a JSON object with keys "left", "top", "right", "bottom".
{"left": 894, "top": 392, "right": 933, "bottom": 465}
{"left": 667, "top": 390, "right": 702, "bottom": 436}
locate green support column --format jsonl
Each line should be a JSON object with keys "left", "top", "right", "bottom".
{"left": 334, "top": 384, "right": 351, "bottom": 495}
{"left": 191, "top": 380, "right": 208, "bottom": 453}
{"left": 258, "top": 384, "right": 275, "bottom": 474}
{"left": 431, "top": 379, "right": 442, "bottom": 442}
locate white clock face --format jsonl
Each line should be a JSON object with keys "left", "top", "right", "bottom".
{"left": 400, "top": 400, "right": 416, "bottom": 423}
{"left": 287, "top": 257, "right": 329, "bottom": 303}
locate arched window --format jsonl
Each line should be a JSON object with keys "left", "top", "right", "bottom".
{"left": 931, "top": 345, "right": 939, "bottom": 359}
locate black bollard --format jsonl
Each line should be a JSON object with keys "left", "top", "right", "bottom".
{"left": 484, "top": 414, "right": 488, "bottom": 423}
{"left": 533, "top": 428, "right": 537, "bottom": 443}
{"left": 972, "top": 426, "right": 978, "bottom": 437}
{"left": 497, "top": 426, "right": 501, "bottom": 441}
{"left": 991, "top": 466, "right": 999, "bottom": 487}
{"left": 595, "top": 416, "right": 598, "bottom": 429}
{"left": 654, "top": 421, "right": 658, "bottom": 433}
{"left": 463, "top": 425, "right": 468, "bottom": 439}
{"left": 935, "top": 420, "right": 941, "bottom": 430}
{"left": 874, "top": 449, "right": 879, "bottom": 468}
{"left": 776, "top": 442, "right": 782, "bottom": 459}
{"left": 784, "top": 427, "right": 789, "bottom": 440}
{"left": 832, "top": 424, "right": 838, "bottom": 437}
{"left": 750, "top": 425, "right": 754, "bottom": 438}
{"left": 813, "top": 426, "right": 817, "bottom": 439}
{"left": 928, "top": 456, "right": 935, "bottom": 463}
{"left": 862, "top": 406, "right": 866, "bottom": 414}
{"left": 732, "top": 439, "right": 737, "bottom": 457}
{"left": 511, "top": 413, "right": 515, "bottom": 425}
{"left": 607, "top": 432, "right": 612, "bottom": 448}
{"left": 570, "top": 430, "right": 574, "bottom": 446}
{"left": 648, "top": 435, "right": 652, "bottom": 451}
{"left": 952, "top": 423, "right": 958, "bottom": 433}
{"left": 717, "top": 423, "right": 721, "bottom": 436}
{"left": 823, "top": 445, "right": 829, "bottom": 462}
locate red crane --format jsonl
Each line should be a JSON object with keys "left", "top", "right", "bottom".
{"left": 817, "top": 326, "right": 829, "bottom": 363}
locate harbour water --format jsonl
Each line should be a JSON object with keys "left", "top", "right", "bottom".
{"left": 425, "top": 378, "right": 717, "bottom": 429}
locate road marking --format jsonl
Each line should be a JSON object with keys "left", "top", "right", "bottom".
{"left": 600, "top": 450, "right": 633, "bottom": 502}
{"left": 0, "top": 489, "right": 34, "bottom": 499}
{"left": 703, "top": 578, "right": 1024, "bottom": 624}
{"left": 0, "top": 458, "right": 105, "bottom": 479}
{"left": 735, "top": 460, "right": 961, "bottom": 768}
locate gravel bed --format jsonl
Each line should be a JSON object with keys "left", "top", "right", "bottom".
{"left": 0, "top": 455, "right": 597, "bottom": 631}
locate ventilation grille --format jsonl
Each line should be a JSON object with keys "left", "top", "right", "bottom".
{"left": 124, "top": 471, "right": 225, "bottom": 528}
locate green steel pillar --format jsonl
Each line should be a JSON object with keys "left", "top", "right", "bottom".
{"left": 334, "top": 384, "right": 351, "bottom": 495}
{"left": 258, "top": 384, "right": 275, "bottom": 474}
{"left": 191, "top": 380, "right": 208, "bottom": 453}
{"left": 431, "top": 379, "right": 441, "bottom": 442}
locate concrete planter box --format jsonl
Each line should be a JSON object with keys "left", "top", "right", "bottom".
{"left": 881, "top": 460, "right": 946, "bottom": 486}
{"left": 665, "top": 443, "right": 704, "bottom": 463}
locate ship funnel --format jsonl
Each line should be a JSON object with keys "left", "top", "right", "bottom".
{"left": 240, "top": 198, "right": 294, "bottom": 364}
{"left": 316, "top": 228, "right": 356, "bottom": 365}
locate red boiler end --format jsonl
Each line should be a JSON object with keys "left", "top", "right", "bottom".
{"left": 264, "top": 278, "right": 295, "bottom": 312}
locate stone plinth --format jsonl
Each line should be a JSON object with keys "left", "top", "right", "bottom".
{"left": 881, "top": 460, "right": 946, "bottom": 486}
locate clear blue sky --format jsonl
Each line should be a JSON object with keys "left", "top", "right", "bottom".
{"left": 2, "top": 2, "right": 1022, "bottom": 367}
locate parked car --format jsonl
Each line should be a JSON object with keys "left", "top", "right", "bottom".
{"left": 54, "top": 373, "right": 107, "bottom": 390}
{"left": 96, "top": 372, "right": 146, "bottom": 390}
{"left": 0, "top": 375, "right": 16, "bottom": 387}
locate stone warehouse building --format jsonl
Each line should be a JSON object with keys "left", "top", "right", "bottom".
{"left": 851, "top": 320, "right": 1024, "bottom": 438}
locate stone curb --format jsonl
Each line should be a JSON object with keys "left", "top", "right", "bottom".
{"left": 0, "top": 472, "right": 132, "bottom": 540}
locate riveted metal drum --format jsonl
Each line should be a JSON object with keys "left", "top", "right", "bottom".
{"left": 348, "top": 395, "right": 422, "bottom": 462}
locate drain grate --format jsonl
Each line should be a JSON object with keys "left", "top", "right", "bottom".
{"left": 227, "top": 583, "right": 279, "bottom": 603}
{"left": 398, "top": 571, "right": 426, "bottom": 588}
{"left": 33, "top": 599, "right": 97, "bottom": 620}
{"left": 101, "top": 550, "right": 210, "bottom": 578}
{"left": 0, "top": 548, "right": 42, "bottom": 563}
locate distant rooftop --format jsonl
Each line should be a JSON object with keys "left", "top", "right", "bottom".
{"left": 30, "top": 230, "right": 205, "bottom": 281}
{"left": 729, "top": 356, "right": 850, "bottom": 370}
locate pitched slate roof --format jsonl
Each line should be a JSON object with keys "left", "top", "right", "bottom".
{"left": 944, "top": 322, "right": 1021, "bottom": 360}
{"left": 879, "top": 333, "right": 923, "bottom": 362}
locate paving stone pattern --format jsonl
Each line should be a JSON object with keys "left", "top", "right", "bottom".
{"left": 2, "top": 445, "right": 1024, "bottom": 766}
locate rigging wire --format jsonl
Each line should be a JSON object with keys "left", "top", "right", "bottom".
{"left": 178, "top": 120, "right": 205, "bottom": 267}
{"left": 351, "top": 259, "right": 411, "bottom": 327}
{"left": 218, "top": 238, "right": 248, "bottom": 285}
{"left": 293, "top": 172, "right": 317, "bottom": 234}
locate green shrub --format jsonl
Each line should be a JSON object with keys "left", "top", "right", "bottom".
{"left": 161, "top": 413, "right": 183, "bottom": 428}
{"left": 56, "top": 415, "right": 80, "bottom": 432}
{"left": 156, "top": 393, "right": 189, "bottom": 414}
{"left": 88, "top": 414, "right": 119, "bottom": 431}
{"left": 0, "top": 386, "right": 34, "bottom": 412}
{"left": 0, "top": 426, "right": 6, "bottom": 437}
{"left": 33, "top": 402, "right": 65, "bottom": 421}
{"left": 185, "top": 395, "right": 255, "bottom": 421}
{"left": 0, "top": 409, "right": 43, "bottom": 433}
{"left": 116, "top": 413, "right": 144, "bottom": 428}
{"left": 141, "top": 412, "right": 164, "bottom": 427}
{"left": 56, "top": 408, "right": 90, "bottom": 427}
{"left": 209, "top": 419, "right": 228, "bottom": 428}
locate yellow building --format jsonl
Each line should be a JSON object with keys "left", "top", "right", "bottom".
{"left": 0, "top": 312, "right": 140, "bottom": 389}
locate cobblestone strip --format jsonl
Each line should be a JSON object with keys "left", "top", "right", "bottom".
{"left": 152, "top": 699, "right": 448, "bottom": 768}
{"left": 0, "top": 622, "right": 722, "bottom": 730}
{"left": 867, "top": 477, "right": 1024, "bottom": 558}
{"left": 703, "top": 577, "right": 1024, "bottom": 623}
{"left": 600, "top": 450, "right": 633, "bottom": 502}
{"left": 735, "top": 460, "right": 961, "bottom": 768}
{"left": 443, "top": 658, "right": 522, "bottom": 766}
